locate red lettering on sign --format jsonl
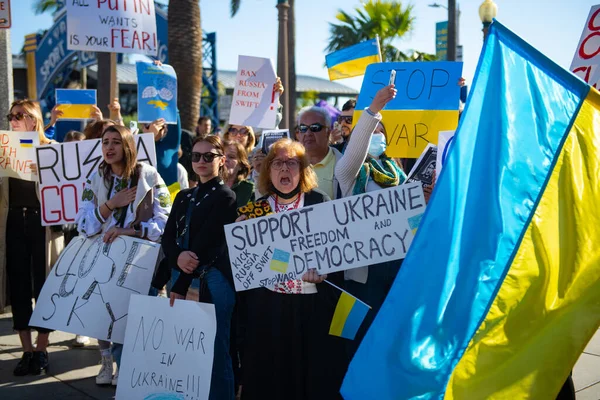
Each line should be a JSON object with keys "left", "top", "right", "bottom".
{"left": 578, "top": 31, "right": 600, "bottom": 60}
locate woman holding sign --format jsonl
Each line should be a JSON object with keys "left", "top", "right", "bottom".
{"left": 238, "top": 139, "right": 348, "bottom": 400}
{"left": 2, "top": 100, "right": 64, "bottom": 376}
{"left": 76, "top": 124, "right": 171, "bottom": 385}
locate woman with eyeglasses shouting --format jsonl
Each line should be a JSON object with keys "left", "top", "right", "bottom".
{"left": 153, "top": 135, "right": 238, "bottom": 400}
{"left": 237, "top": 139, "right": 348, "bottom": 400}
{"left": 2, "top": 100, "right": 64, "bottom": 376}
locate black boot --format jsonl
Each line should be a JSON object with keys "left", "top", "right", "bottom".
{"left": 30, "top": 351, "right": 49, "bottom": 375}
{"left": 13, "top": 352, "right": 33, "bottom": 376}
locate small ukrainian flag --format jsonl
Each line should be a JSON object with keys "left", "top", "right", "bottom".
{"left": 20, "top": 139, "right": 33, "bottom": 148}
{"left": 326, "top": 38, "right": 382, "bottom": 81}
{"left": 329, "top": 290, "right": 370, "bottom": 340}
{"left": 56, "top": 89, "right": 97, "bottom": 120}
{"left": 270, "top": 249, "right": 290, "bottom": 273}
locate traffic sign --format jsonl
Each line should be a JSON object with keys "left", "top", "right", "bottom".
{"left": 0, "top": 1, "right": 11, "bottom": 29}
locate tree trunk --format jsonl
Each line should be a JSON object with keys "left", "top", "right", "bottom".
{"left": 287, "top": 0, "right": 297, "bottom": 133}
{"left": 168, "top": 0, "right": 202, "bottom": 131}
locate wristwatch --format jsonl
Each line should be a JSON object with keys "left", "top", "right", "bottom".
{"left": 133, "top": 223, "right": 142, "bottom": 237}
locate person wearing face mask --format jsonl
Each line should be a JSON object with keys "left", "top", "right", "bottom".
{"left": 334, "top": 84, "right": 407, "bottom": 356}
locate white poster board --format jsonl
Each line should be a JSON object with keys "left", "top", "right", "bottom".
{"left": 0, "top": 131, "right": 39, "bottom": 181}
{"left": 228, "top": 55, "right": 279, "bottom": 129}
{"left": 225, "top": 183, "right": 426, "bottom": 292}
{"left": 30, "top": 235, "right": 160, "bottom": 344}
{"left": 571, "top": 5, "right": 600, "bottom": 88}
{"left": 66, "top": 0, "right": 158, "bottom": 56}
{"left": 36, "top": 133, "right": 157, "bottom": 226}
{"left": 436, "top": 130, "right": 455, "bottom": 177}
{"left": 116, "top": 296, "right": 216, "bottom": 400}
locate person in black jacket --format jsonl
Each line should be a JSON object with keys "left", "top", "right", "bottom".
{"left": 154, "top": 135, "right": 237, "bottom": 400}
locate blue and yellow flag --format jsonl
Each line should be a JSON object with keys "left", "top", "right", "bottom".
{"left": 342, "top": 20, "right": 600, "bottom": 399}
{"left": 56, "top": 89, "right": 97, "bottom": 120}
{"left": 329, "top": 291, "right": 370, "bottom": 340}
{"left": 326, "top": 38, "right": 381, "bottom": 81}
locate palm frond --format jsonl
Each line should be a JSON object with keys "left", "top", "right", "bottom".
{"left": 230, "top": 0, "right": 241, "bottom": 17}
{"left": 33, "top": 0, "right": 59, "bottom": 15}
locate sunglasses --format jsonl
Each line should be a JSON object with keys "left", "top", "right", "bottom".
{"left": 298, "top": 123, "right": 325, "bottom": 134}
{"left": 191, "top": 152, "right": 223, "bottom": 163}
{"left": 271, "top": 158, "right": 300, "bottom": 171}
{"left": 337, "top": 116, "right": 353, "bottom": 124}
{"left": 228, "top": 127, "right": 249, "bottom": 136}
{"left": 6, "top": 112, "right": 32, "bottom": 122}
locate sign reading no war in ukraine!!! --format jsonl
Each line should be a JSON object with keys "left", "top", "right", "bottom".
{"left": 224, "top": 183, "right": 425, "bottom": 292}
{"left": 355, "top": 61, "right": 463, "bottom": 158}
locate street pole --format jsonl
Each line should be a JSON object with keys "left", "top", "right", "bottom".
{"left": 0, "top": 28, "right": 13, "bottom": 131}
{"left": 276, "top": 0, "right": 290, "bottom": 130}
{"left": 447, "top": 0, "right": 457, "bottom": 61}
{"left": 97, "top": 52, "right": 118, "bottom": 120}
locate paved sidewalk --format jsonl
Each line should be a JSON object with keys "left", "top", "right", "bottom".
{"left": 1, "top": 311, "right": 600, "bottom": 399}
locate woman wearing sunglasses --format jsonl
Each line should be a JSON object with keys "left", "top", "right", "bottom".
{"left": 238, "top": 139, "right": 348, "bottom": 400}
{"left": 223, "top": 124, "right": 256, "bottom": 155}
{"left": 224, "top": 140, "right": 255, "bottom": 207}
{"left": 154, "top": 135, "right": 238, "bottom": 400}
{"left": 1, "top": 100, "right": 64, "bottom": 376}
{"left": 76, "top": 124, "right": 171, "bottom": 385}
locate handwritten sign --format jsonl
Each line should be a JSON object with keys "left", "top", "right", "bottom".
{"left": 225, "top": 183, "right": 425, "bottom": 292}
{"left": 36, "top": 133, "right": 157, "bottom": 226}
{"left": 137, "top": 61, "right": 178, "bottom": 124}
{"left": 354, "top": 62, "right": 463, "bottom": 158}
{"left": 116, "top": 296, "right": 216, "bottom": 400}
{"left": 30, "top": 235, "right": 160, "bottom": 344}
{"left": 571, "top": 5, "right": 600, "bottom": 88}
{"left": 0, "top": 131, "right": 39, "bottom": 181}
{"left": 436, "top": 130, "right": 455, "bottom": 177}
{"left": 56, "top": 89, "right": 97, "bottom": 120}
{"left": 229, "top": 55, "right": 279, "bottom": 129}
{"left": 66, "top": 0, "right": 158, "bottom": 56}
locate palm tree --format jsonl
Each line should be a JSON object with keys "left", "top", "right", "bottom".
{"left": 169, "top": 0, "right": 202, "bottom": 131}
{"left": 327, "top": 0, "right": 435, "bottom": 62}
{"left": 33, "top": 0, "right": 61, "bottom": 15}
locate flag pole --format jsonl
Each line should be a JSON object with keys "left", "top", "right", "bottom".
{"left": 375, "top": 34, "right": 383, "bottom": 62}
{"left": 324, "top": 280, "right": 372, "bottom": 309}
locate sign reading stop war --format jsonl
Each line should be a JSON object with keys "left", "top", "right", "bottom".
{"left": 571, "top": 5, "right": 600, "bottom": 88}
{"left": 36, "top": 133, "right": 157, "bottom": 226}
{"left": 355, "top": 62, "right": 463, "bottom": 158}
{"left": 225, "top": 183, "right": 426, "bottom": 292}
{"left": 66, "top": 0, "right": 158, "bottom": 56}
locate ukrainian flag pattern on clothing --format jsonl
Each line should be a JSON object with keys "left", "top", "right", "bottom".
{"left": 341, "top": 20, "right": 600, "bottom": 399}
{"left": 326, "top": 38, "right": 381, "bottom": 81}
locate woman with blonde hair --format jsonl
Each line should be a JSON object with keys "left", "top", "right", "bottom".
{"left": 223, "top": 140, "right": 254, "bottom": 207}
{"left": 223, "top": 125, "right": 256, "bottom": 154}
{"left": 1, "top": 100, "right": 64, "bottom": 376}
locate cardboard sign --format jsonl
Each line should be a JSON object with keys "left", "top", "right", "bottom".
{"left": 30, "top": 235, "right": 160, "bottom": 344}
{"left": 354, "top": 62, "right": 463, "bottom": 158}
{"left": 0, "top": 131, "right": 39, "bottom": 181}
{"left": 116, "top": 296, "right": 216, "bottom": 400}
{"left": 436, "top": 130, "right": 455, "bottom": 177}
{"left": 571, "top": 5, "right": 600, "bottom": 88}
{"left": 56, "top": 89, "right": 97, "bottom": 120}
{"left": 137, "top": 61, "right": 178, "bottom": 124}
{"left": 36, "top": 133, "right": 157, "bottom": 226}
{"left": 66, "top": 0, "right": 158, "bottom": 56}
{"left": 225, "top": 183, "right": 426, "bottom": 292}
{"left": 229, "top": 55, "right": 279, "bottom": 129}
{"left": 406, "top": 144, "right": 437, "bottom": 187}
{"left": 260, "top": 129, "right": 289, "bottom": 154}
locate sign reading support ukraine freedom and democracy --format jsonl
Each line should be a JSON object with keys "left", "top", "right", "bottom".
{"left": 35, "top": 134, "right": 157, "bottom": 226}
{"left": 0, "top": 131, "right": 39, "bottom": 181}
{"left": 224, "top": 183, "right": 425, "bottom": 292}
{"left": 354, "top": 62, "right": 463, "bottom": 158}
{"left": 66, "top": 0, "right": 158, "bottom": 56}
{"left": 136, "top": 61, "right": 178, "bottom": 124}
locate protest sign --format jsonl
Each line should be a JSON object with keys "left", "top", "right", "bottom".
{"left": 56, "top": 89, "right": 97, "bottom": 120}
{"left": 354, "top": 62, "right": 462, "bottom": 158}
{"left": 229, "top": 55, "right": 279, "bottom": 129}
{"left": 571, "top": 5, "right": 600, "bottom": 88}
{"left": 225, "top": 183, "right": 425, "bottom": 292}
{"left": 116, "top": 296, "right": 216, "bottom": 400}
{"left": 137, "top": 61, "right": 178, "bottom": 124}
{"left": 260, "top": 129, "right": 289, "bottom": 154}
{"left": 36, "top": 133, "right": 157, "bottom": 226}
{"left": 436, "top": 130, "right": 455, "bottom": 177}
{"left": 407, "top": 144, "right": 437, "bottom": 187}
{"left": 30, "top": 235, "right": 160, "bottom": 343}
{"left": 66, "top": 0, "right": 158, "bottom": 56}
{"left": 0, "top": 131, "right": 39, "bottom": 181}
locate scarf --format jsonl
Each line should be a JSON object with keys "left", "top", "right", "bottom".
{"left": 352, "top": 155, "right": 405, "bottom": 195}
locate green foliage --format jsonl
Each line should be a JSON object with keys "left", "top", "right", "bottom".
{"left": 298, "top": 90, "right": 319, "bottom": 109}
{"left": 33, "top": 0, "right": 60, "bottom": 15}
{"left": 230, "top": 0, "right": 241, "bottom": 17}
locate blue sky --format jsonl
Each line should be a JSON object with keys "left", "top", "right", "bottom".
{"left": 10, "top": 0, "right": 598, "bottom": 92}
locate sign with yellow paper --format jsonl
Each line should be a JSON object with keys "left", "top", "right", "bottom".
{"left": 56, "top": 89, "right": 96, "bottom": 120}
{"left": 354, "top": 62, "right": 462, "bottom": 158}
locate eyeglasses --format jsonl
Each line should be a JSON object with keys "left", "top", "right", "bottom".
{"left": 6, "top": 112, "right": 32, "bottom": 122}
{"left": 271, "top": 158, "right": 300, "bottom": 170}
{"left": 228, "top": 127, "right": 249, "bottom": 136}
{"left": 337, "top": 116, "right": 353, "bottom": 124}
{"left": 191, "top": 152, "right": 223, "bottom": 163}
{"left": 298, "top": 123, "right": 325, "bottom": 134}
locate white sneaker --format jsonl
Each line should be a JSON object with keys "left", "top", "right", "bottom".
{"left": 111, "top": 367, "right": 119, "bottom": 386}
{"left": 95, "top": 355, "right": 113, "bottom": 385}
{"left": 73, "top": 335, "right": 90, "bottom": 347}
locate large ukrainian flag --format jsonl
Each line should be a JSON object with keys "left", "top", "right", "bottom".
{"left": 326, "top": 38, "right": 381, "bottom": 81}
{"left": 341, "top": 20, "right": 600, "bottom": 400}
